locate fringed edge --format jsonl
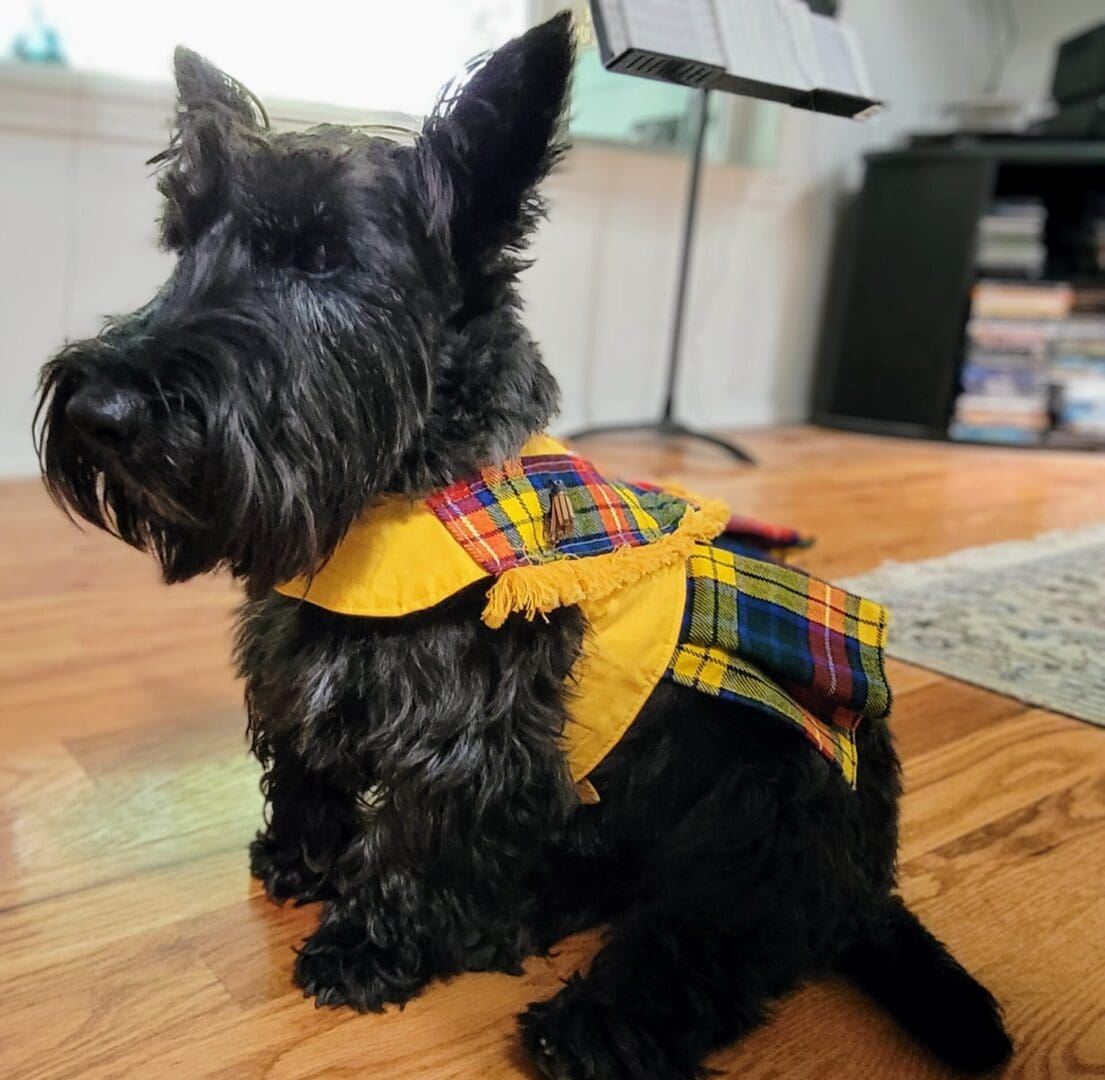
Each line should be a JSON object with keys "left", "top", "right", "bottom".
{"left": 480, "top": 497, "right": 730, "bottom": 628}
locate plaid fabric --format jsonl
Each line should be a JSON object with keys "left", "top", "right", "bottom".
{"left": 426, "top": 453, "right": 696, "bottom": 574}
{"left": 723, "top": 515, "right": 810, "bottom": 553}
{"left": 666, "top": 544, "right": 891, "bottom": 787}
{"left": 716, "top": 515, "right": 812, "bottom": 562}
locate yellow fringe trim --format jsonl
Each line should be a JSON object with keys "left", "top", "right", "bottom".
{"left": 480, "top": 497, "right": 730, "bottom": 629}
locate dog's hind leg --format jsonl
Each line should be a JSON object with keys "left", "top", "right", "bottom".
{"left": 519, "top": 889, "right": 796, "bottom": 1080}
{"left": 519, "top": 787, "right": 821, "bottom": 1080}
{"left": 838, "top": 896, "right": 1012, "bottom": 1072}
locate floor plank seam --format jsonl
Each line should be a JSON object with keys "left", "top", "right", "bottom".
{"left": 0, "top": 843, "right": 250, "bottom": 917}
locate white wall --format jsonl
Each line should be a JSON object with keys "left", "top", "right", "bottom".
{"left": 0, "top": 2, "right": 1099, "bottom": 477}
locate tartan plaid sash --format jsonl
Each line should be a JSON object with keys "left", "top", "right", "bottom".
{"left": 425, "top": 453, "right": 701, "bottom": 572}
{"left": 667, "top": 545, "right": 890, "bottom": 786}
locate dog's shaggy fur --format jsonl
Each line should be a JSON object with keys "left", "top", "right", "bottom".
{"left": 36, "top": 14, "right": 1012, "bottom": 1077}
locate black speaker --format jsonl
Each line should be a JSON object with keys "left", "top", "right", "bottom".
{"left": 1052, "top": 22, "right": 1105, "bottom": 106}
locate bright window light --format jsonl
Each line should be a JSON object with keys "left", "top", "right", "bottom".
{"left": 1, "top": 1, "right": 530, "bottom": 115}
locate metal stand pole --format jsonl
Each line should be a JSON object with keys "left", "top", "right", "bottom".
{"left": 570, "top": 88, "right": 755, "bottom": 464}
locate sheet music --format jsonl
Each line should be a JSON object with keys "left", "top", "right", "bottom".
{"left": 783, "top": 0, "right": 824, "bottom": 90}
{"left": 592, "top": 0, "right": 630, "bottom": 58}
{"left": 711, "top": 0, "right": 810, "bottom": 92}
{"left": 601, "top": 0, "right": 726, "bottom": 66}
{"left": 838, "top": 21, "right": 875, "bottom": 99}
{"left": 594, "top": 0, "right": 878, "bottom": 114}
{"left": 809, "top": 13, "right": 872, "bottom": 98}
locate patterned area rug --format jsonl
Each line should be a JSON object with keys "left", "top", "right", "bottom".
{"left": 841, "top": 524, "right": 1105, "bottom": 727}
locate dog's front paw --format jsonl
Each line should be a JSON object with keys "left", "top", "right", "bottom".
{"left": 294, "top": 923, "right": 428, "bottom": 1012}
{"left": 520, "top": 976, "right": 701, "bottom": 1080}
{"left": 249, "top": 833, "right": 334, "bottom": 905}
{"left": 294, "top": 946, "right": 365, "bottom": 1010}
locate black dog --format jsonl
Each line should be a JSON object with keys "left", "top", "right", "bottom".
{"left": 36, "top": 14, "right": 1012, "bottom": 1078}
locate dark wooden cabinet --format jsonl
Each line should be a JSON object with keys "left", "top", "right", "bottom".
{"left": 814, "top": 138, "right": 1105, "bottom": 439}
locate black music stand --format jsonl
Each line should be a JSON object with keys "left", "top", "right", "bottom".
{"left": 570, "top": 1, "right": 880, "bottom": 462}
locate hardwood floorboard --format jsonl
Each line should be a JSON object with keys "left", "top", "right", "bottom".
{"left": 2, "top": 425, "right": 1104, "bottom": 1077}
{"left": 890, "top": 678, "right": 1029, "bottom": 762}
{"left": 901, "top": 710, "right": 1105, "bottom": 859}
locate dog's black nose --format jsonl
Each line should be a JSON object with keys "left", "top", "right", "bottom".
{"left": 65, "top": 385, "right": 146, "bottom": 448}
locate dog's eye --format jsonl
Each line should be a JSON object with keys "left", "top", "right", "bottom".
{"left": 297, "top": 241, "right": 342, "bottom": 276}
{"left": 255, "top": 236, "right": 280, "bottom": 262}
{"left": 252, "top": 232, "right": 344, "bottom": 277}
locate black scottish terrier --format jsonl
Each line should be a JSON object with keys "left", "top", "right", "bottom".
{"left": 37, "top": 14, "right": 1012, "bottom": 1078}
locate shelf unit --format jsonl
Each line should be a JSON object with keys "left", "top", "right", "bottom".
{"left": 813, "top": 136, "right": 1105, "bottom": 447}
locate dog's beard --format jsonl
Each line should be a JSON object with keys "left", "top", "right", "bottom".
{"left": 36, "top": 354, "right": 228, "bottom": 582}
{"left": 36, "top": 326, "right": 420, "bottom": 594}
{"left": 37, "top": 391, "right": 310, "bottom": 591}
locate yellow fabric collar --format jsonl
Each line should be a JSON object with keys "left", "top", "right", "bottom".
{"left": 275, "top": 433, "right": 729, "bottom": 628}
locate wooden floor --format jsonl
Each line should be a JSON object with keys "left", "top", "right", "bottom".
{"left": 3, "top": 426, "right": 1105, "bottom": 1079}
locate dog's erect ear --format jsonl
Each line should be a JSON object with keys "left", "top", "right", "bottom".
{"left": 150, "top": 48, "right": 268, "bottom": 248}
{"left": 172, "top": 47, "right": 266, "bottom": 129}
{"left": 419, "top": 12, "right": 574, "bottom": 292}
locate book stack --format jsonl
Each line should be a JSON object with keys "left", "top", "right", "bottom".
{"left": 970, "top": 280, "right": 1073, "bottom": 319}
{"left": 974, "top": 200, "right": 1046, "bottom": 278}
{"left": 1073, "top": 284, "right": 1105, "bottom": 315}
{"left": 951, "top": 281, "right": 1105, "bottom": 447}
{"left": 949, "top": 282, "right": 1069, "bottom": 445}
{"left": 1048, "top": 327, "right": 1105, "bottom": 445}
